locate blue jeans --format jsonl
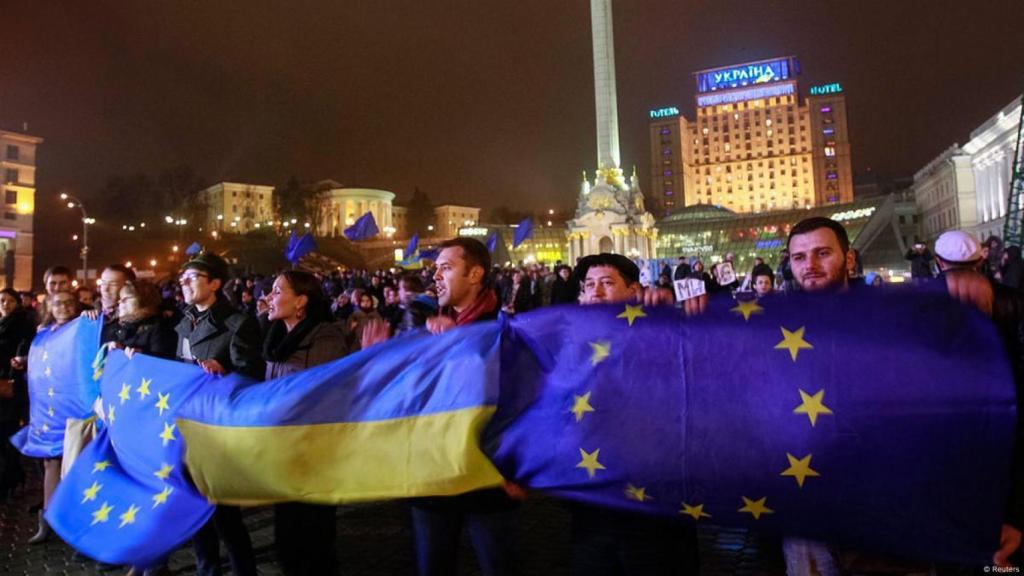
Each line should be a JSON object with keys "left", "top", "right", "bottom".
{"left": 410, "top": 497, "right": 517, "bottom": 576}
{"left": 192, "top": 505, "right": 257, "bottom": 576}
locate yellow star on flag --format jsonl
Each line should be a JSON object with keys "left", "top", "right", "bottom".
{"left": 118, "top": 504, "right": 140, "bottom": 528}
{"left": 47, "top": 387, "right": 54, "bottom": 398}
{"left": 576, "top": 448, "right": 606, "bottom": 478}
{"left": 47, "top": 406, "right": 55, "bottom": 417}
{"left": 107, "top": 404, "right": 116, "bottom": 425}
{"left": 92, "top": 460, "right": 111, "bottom": 473}
{"left": 781, "top": 453, "right": 820, "bottom": 488}
{"left": 793, "top": 389, "right": 833, "bottom": 427}
{"left": 154, "top": 463, "right": 174, "bottom": 480}
{"left": 44, "top": 366, "right": 52, "bottom": 378}
{"left": 738, "top": 496, "right": 774, "bottom": 520}
{"left": 616, "top": 304, "right": 646, "bottom": 327}
{"left": 155, "top": 392, "right": 171, "bottom": 416}
{"left": 152, "top": 486, "right": 173, "bottom": 508}
{"left": 570, "top": 391, "right": 595, "bottom": 422}
{"left": 42, "top": 350, "right": 48, "bottom": 362}
{"left": 680, "top": 502, "right": 712, "bottom": 521}
{"left": 730, "top": 299, "right": 764, "bottom": 322}
{"left": 137, "top": 377, "right": 152, "bottom": 400}
{"left": 589, "top": 341, "right": 611, "bottom": 366}
{"left": 624, "top": 484, "right": 652, "bottom": 502}
{"left": 81, "top": 481, "right": 102, "bottom": 503}
{"left": 159, "top": 422, "right": 176, "bottom": 446}
{"left": 91, "top": 502, "right": 114, "bottom": 525}
{"left": 118, "top": 383, "right": 132, "bottom": 404}
{"left": 775, "top": 326, "right": 813, "bottom": 361}
{"left": 41, "top": 423, "right": 49, "bottom": 432}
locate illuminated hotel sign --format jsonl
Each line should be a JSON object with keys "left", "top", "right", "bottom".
{"left": 696, "top": 58, "right": 793, "bottom": 93}
{"left": 810, "top": 83, "right": 843, "bottom": 96}
{"left": 830, "top": 207, "right": 875, "bottom": 222}
{"left": 697, "top": 82, "right": 795, "bottom": 108}
{"left": 649, "top": 107, "right": 680, "bottom": 119}
{"left": 459, "top": 227, "right": 489, "bottom": 237}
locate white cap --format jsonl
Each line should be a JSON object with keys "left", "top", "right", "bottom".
{"left": 934, "top": 231, "right": 982, "bottom": 264}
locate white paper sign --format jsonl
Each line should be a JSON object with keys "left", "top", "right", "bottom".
{"left": 673, "top": 278, "right": 707, "bottom": 301}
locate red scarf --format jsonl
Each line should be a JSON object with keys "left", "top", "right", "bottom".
{"left": 452, "top": 289, "right": 498, "bottom": 326}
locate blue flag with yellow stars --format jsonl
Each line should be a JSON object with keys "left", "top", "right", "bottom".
{"left": 46, "top": 350, "right": 216, "bottom": 566}
{"left": 485, "top": 290, "right": 1017, "bottom": 565}
{"left": 11, "top": 317, "right": 102, "bottom": 458}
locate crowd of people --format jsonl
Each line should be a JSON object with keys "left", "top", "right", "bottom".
{"left": 0, "top": 215, "right": 1020, "bottom": 575}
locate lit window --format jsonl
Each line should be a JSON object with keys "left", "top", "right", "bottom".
{"left": 660, "top": 127, "right": 671, "bottom": 135}
{"left": 702, "top": 127, "right": 709, "bottom": 135}
{"left": 824, "top": 147, "right": 836, "bottom": 158}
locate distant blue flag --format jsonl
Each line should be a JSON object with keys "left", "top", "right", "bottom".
{"left": 286, "top": 231, "right": 298, "bottom": 254}
{"left": 512, "top": 218, "right": 533, "bottom": 248}
{"left": 285, "top": 233, "right": 318, "bottom": 264}
{"left": 486, "top": 232, "right": 497, "bottom": 253}
{"left": 185, "top": 242, "right": 202, "bottom": 256}
{"left": 46, "top": 351, "right": 222, "bottom": 566}
{"left": 344, "top": 212, "right": 379, "bottom": 241}
{"left": 11, "top": 317, "right": 102, "bottom": 458}
{"left": 417, "top": 248, "right": 440, "bottom": 262}
{"left": 406, "top": 233, "right": 419, "bottom": 259}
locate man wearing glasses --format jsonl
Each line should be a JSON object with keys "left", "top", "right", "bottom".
{"left": 173, "top": 252, "right": 263, "bottom": 576}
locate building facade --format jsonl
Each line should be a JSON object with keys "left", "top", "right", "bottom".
{"left": 317, "top": 185, "right": 395, "bottom": 239}
{"left": 433, "top": 205, "right": 481, "bottom": 238}
{"left": 197, "top": 182, "right": 275, "bottom": 234}
{"left": 912, "top": 145, "right": 977, "bottom": 243}
{"left": 649, "top": 58, "right": 853, "bottom": 216}
{"left": 0, "top": 129, "right": 41, "bottom": 290}
{"left": 962, "top": 96, "right": 1021, "bottom": 241}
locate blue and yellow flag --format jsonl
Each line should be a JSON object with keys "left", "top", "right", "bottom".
{"left": 11, "top": 317, "right": 101, "bottom": 458}
{"left": 486, "top": 291, "right": 1016, "bottom": 565}
{"left": 177, "top": 320, "right": 505, "bottom": 504}
{"left": 46, "top": 351, "right": 215, "bottom": 566}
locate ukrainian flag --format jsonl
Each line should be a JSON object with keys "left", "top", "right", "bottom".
{"left": 176, "top": 320, "right": 506, "bottom": 504}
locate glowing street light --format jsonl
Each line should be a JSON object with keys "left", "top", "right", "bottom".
{"left": 149, "top": 259, "right": 157, "bottom": 268}
{"left": 60, "top": 191, "right": 90, "bottom": 281}
{"left": 124, "top": 261, "right": 133, "bottom": 268}
{"left": 165, "top": 215, "right": 174, "bottom": 224}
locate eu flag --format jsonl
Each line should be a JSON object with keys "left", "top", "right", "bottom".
{"left": 406, "top": 232, "right": 419, "bottom": 259}
{"left": 185, "top": 241, "right": 202, "bottom": 256}
{"left": 512, "top": 217, "right": 533, "bottom": 248}
{"left": 485, "top": 290, "right": 1016, "bottom": 565}
{"left": 285, "top": 232, "right": 318, "bottom": 263}
{"left": 344, "top": 211, "right": 379, "bottom": 241}
{"left": 486, "top": 232, "right": 498, "bottom": 253}
{"left": 47, "top": 351, "right": 218, "bottom": 565}
{"left": 11, "top": 317, "right": 102, "bottom": 458}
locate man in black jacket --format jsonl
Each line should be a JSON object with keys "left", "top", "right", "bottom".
{"left": 174, "top": 252, "right": 263, "bottom": 576}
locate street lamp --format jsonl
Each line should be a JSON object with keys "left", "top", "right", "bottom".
{"left": 60, "top": 192, "right": 90, "bottom": 281}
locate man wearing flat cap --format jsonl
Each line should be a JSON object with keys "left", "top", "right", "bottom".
{"left": 174, "top": 251, "right": 263, "bottom": 576}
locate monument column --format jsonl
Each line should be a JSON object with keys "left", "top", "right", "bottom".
{"left": 591, "top": 0, "right": 620, "bottom": 171}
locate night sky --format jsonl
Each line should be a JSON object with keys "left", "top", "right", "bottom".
{"left": 2, "top": 1, "right": 1022, "bottom": 215}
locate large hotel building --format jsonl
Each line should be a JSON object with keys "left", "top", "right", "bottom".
{"left": 649, "top": 56, "right": 853, "bottom": 216}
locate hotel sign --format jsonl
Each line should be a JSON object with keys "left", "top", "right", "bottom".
{"left": 810, "top": 83, "right": 843, "bottom": 96}
{"left": 697, "top": 58, "right": 793, "bottom": 93}
{"left": 649, "top": 107, "right": 680, "bottom": 119}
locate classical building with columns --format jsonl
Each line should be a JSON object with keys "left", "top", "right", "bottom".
{"left": 315, "top": 181, "right": 396, "bottom": 238}
{"left": 912, "top": 145, "right": 976, "bottom": 243}
{"left": 567, "top": 0, "right": 657, "bottom": 263}
{"left": 962, "top": 96, "right": 1021, "bottom": 241}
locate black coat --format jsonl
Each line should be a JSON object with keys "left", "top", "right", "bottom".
{"left": 550, "top": 277, "right": 579, "bottom": 305}
{"left": 174, "top": 298, "right": 265, "bottom": 380}
{"left": 116, "top": 316, "right": 178, "bottom": 360}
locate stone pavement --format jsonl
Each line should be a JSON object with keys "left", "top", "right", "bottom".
{"left": 1, "top": 462, "right": 785, "bottom": 575}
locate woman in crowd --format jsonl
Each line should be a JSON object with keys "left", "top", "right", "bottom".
{"left": 25, "top": 291, "right": 81, "bottom": 544}
{"left": 550, "top": 265, "right": 579, "bottom": 305}
{"left": 116, "top": 280, "right": 177, "bottom": 360}
{"left": 0, "top": 288, "right": 36, "bottom": 501}
{"left": 264, "top": 270, "right": 350, "bottom": 576}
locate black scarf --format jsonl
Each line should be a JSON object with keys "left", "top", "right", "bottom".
{"left": 262, "top": 317, "right": 321, "bottom": 363}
